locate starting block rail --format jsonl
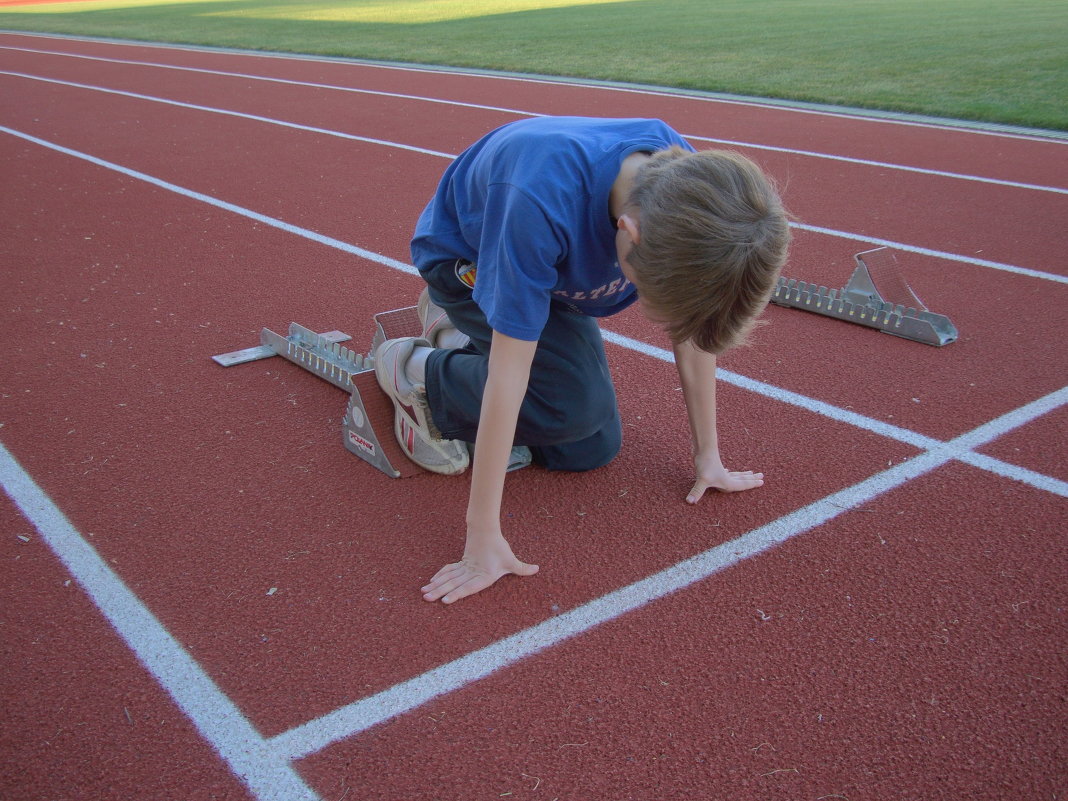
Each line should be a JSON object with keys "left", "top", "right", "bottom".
{"left": 211, "top": 330, "right": 350, "bottom": 367}
{"left": 260, "top": 323, "right": 371, "bottom": 393}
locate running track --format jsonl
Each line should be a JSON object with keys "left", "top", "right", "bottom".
{"left": 1, "top": 32, "right": 1066, "bottom": 801}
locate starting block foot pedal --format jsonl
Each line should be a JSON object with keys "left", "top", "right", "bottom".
{"left": 211, "top": 309, "right": 427, "bottom": 479}
{"left": 770, "top": 247, "right": 958, "bottom": 346}
{"left": 340, "top": 306, "right": 425, "bottom": 478}
{"left": 343, "top": 371, "right": 422, "bottom": 478}
{"left": 372, "top": 305, "right": 423, "bottom": 350}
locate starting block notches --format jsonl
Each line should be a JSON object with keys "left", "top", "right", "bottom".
{"left": 770, "top": 248, "right": 958, "bottom": 347}
{"left": 212, "top": 312, "right": 424, "bottom": 478}
{"left": 211, "top": 329, "right": 350, "bottom": 368}
{"left": 260, "top": 323, "right": 371, "bottom": 393}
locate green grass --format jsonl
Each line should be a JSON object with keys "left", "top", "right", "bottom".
{"left": 3, "top": 0, "right": 1066, "bottom": 130}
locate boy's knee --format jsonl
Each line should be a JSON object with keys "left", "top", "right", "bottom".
{"left": 534, "top": 414, "right": 622, "bottom": 472}
{"left": 539, "top": 387, "right": 617, "bottom": 444}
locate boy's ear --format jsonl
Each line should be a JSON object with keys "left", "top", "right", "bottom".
{"left": 617, "top": 213, "right": 640, "bottom": 245}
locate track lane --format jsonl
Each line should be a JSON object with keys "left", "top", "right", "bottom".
{"left": 5, "top": 69, "right": 1066, "bottom": 441}
{"left": 2, "top": 62, "right": 1064, "bottom": 283}
{"left": 6, "top": 105, "right": 1059, "bottom": 452}
{"left": 0, "top": 135, "right": 928, "bottom": 739}
{"left": 296, "top": 463, "right": 1067, "bottom": 801}
{"left": 0, "top": 492, "right": 265, "bottom": 801}
{"left": 2, "top": 32, "right": 1066, "bottom": 801}
{"left": 2, "top": 33, "right": 1066, "bottom": 187}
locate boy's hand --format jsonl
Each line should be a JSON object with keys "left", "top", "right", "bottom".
{"left": 686, "top": 451, "right": 764, "bottom": 504}
{"left": 421, "top": 532, "right": 539, "bottom": 604}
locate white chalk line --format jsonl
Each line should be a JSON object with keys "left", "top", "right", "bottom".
{"left": 601, "top": 329, "right": 1068, "bottom": 497}
{"left": 0, "top": 125, "right": 419, "bottom": 277}
{"left": 0, "top": 442, "right": 322, "bottom": 801}
{"left": 3, "top": 33, "right": 1065, "bottom": 144}
{"left": 0, "top": 70, "right": 454, "bottom": 159}
{"left": 3, "top": 46, "right": 1067, "bottom": 196}
{"left": 2, "top": 77, "right": 1065, "bottom": 286}
{"left": 789, "top": 222, "right": 1066, "bottom": 282}
{"left": 685, "top": 134, "right": 1068, "bottom": 196}
{"left": 269, "top": 385, "right": 1068, "bottom": 760}
{"left": 3, "top": 119, "right": 1067, "bottom": 794}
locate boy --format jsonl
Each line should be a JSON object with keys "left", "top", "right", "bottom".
{"left": 374, "top": 116, "right": 790, "bottom": 604}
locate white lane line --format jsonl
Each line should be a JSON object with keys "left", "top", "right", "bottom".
{"left": 4, "top": 113, "right": 1066, "bottom": 778}
{"left": 3, "top": 86, "right": 1064, "bottom": 285}
{"left": 0, "top": 46, "right": 530, "bottom": 117}
{"left": 268, "top": 384, "right": 1067, "bottom": 760}
{"left": 3, "top": 45, "right": 1067, "bottom": 195}
{"left": 3, "top": 123, "right": 1063, "bottom": 496}
{"left": 956, "top": 450, "right": 1068, "bottom": 497}
{"left": 599, "top": 330, "right": 942, "bottom": 451}
{"left": 686, "top": 134, "right": 1068, "bottom": 196}
{"left": 283, "top": 459, "right": 952, "bottom": 761}
{"left": 4, "top": 34, "right": 1066, "bottom": 144}
{"left": 0, "top": 125, "right": 419, "bottom": 276}
{"left": 0, "top": 70, "right": 454, "bottom": 159}
{"left": 0, "top": 442, "right": 323, "bottom": 801}
{"left": 790, "top": 222, "right": 1068, "bottom": 284}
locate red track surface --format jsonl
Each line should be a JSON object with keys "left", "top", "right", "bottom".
{"left": 1, "top": 33, "right": 1065, "bottom": 801}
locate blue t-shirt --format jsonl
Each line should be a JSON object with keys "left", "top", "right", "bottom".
{"left": 410, "top": 117, "right": 694, "bottom": 341}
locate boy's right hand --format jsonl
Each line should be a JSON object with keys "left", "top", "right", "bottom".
{"left": 421, "top": 533, "right": 539, "bottom": 604}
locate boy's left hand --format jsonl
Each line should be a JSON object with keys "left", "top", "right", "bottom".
{"left": 686, "top": 451, "right": 764, "bottom": 504}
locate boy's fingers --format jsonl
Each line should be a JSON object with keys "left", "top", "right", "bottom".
{"left": 687, "top": 471, "right": 766, "bottom": 503}
{"left": 422, "top": 560, "right": 540, "bottom": 603}
{"left": 422, "top": 565, "right": 465, "bottom": 594}
{"left": 422, "top": 574, "right": 467, "bottom": 602}
{"left": 438, "top": 575, "right": 489, "bottom": 604}
{"left": 730, "top": 469, "right": 764, "bottom": 489}
{"left": 728, "top": 471, "right": 764, "bottom": 488}
{"left": 426, "top": 563, "right": 463, "bottom": 585}
{"left": 686, "top": 479, "right": 711, "bottom": 504}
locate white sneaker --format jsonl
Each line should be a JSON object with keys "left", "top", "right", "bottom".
{"left": 418, "top": 288, "right": 471, "bottom": 349}
{"left": 374, "top": 337, "right": 470, "bottom": 475}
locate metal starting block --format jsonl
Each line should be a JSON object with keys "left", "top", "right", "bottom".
{"left": 212, "top": 309, "right": 424, "bottom": 478}
{"left": 770, "top": 247, "right": 958, "bottom": 346}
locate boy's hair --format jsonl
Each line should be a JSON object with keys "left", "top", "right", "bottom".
{"left": 625, "top": 147, "right": 791, "bottom": 354}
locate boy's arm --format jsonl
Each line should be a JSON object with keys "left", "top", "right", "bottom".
{"left": 421, "top": 330, "right": 540, "bottom": 604}
{"left": 672, "top": 338, "right": 765, "bottom": 504}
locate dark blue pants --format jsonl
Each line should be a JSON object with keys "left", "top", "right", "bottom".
{"left": 420, "top": 259, "right": 622, "bottom": 471}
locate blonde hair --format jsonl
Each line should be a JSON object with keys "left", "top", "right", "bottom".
{"left": 625, "top": 147, "right": 790, "bottom": 354}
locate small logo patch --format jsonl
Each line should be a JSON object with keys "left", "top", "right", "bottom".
{"left": 348, "top": 430, "right": 376, "bottom": 456}
{"left": 455, "top": 260, "right": 477, "bottom": 289}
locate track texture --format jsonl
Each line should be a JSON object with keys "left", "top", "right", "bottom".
{"left": 1, "top": 33, "right": 1065, "bottom": 801}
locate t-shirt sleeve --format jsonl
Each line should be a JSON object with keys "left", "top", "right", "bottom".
{"left": 471, "top": 182, "right": 566, "bottom": 341}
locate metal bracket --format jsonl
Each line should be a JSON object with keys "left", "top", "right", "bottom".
{"left": 212, "top": 314, "right": 424, "bottom": 478}
{"left": 770, "top": 248, "right": 958, "bottom": 346}
{"left": 259, "top": 323, "right": 372, "bottom": 392}
{"left": 211, "top": 329, "right": 351, "bottom": 367}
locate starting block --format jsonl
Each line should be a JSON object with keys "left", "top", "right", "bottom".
{"left": 212, "top": 308, "right": 424, "bottom": 478}
{"left": 770, "top": 247, "right": 958, "bottom": 346}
